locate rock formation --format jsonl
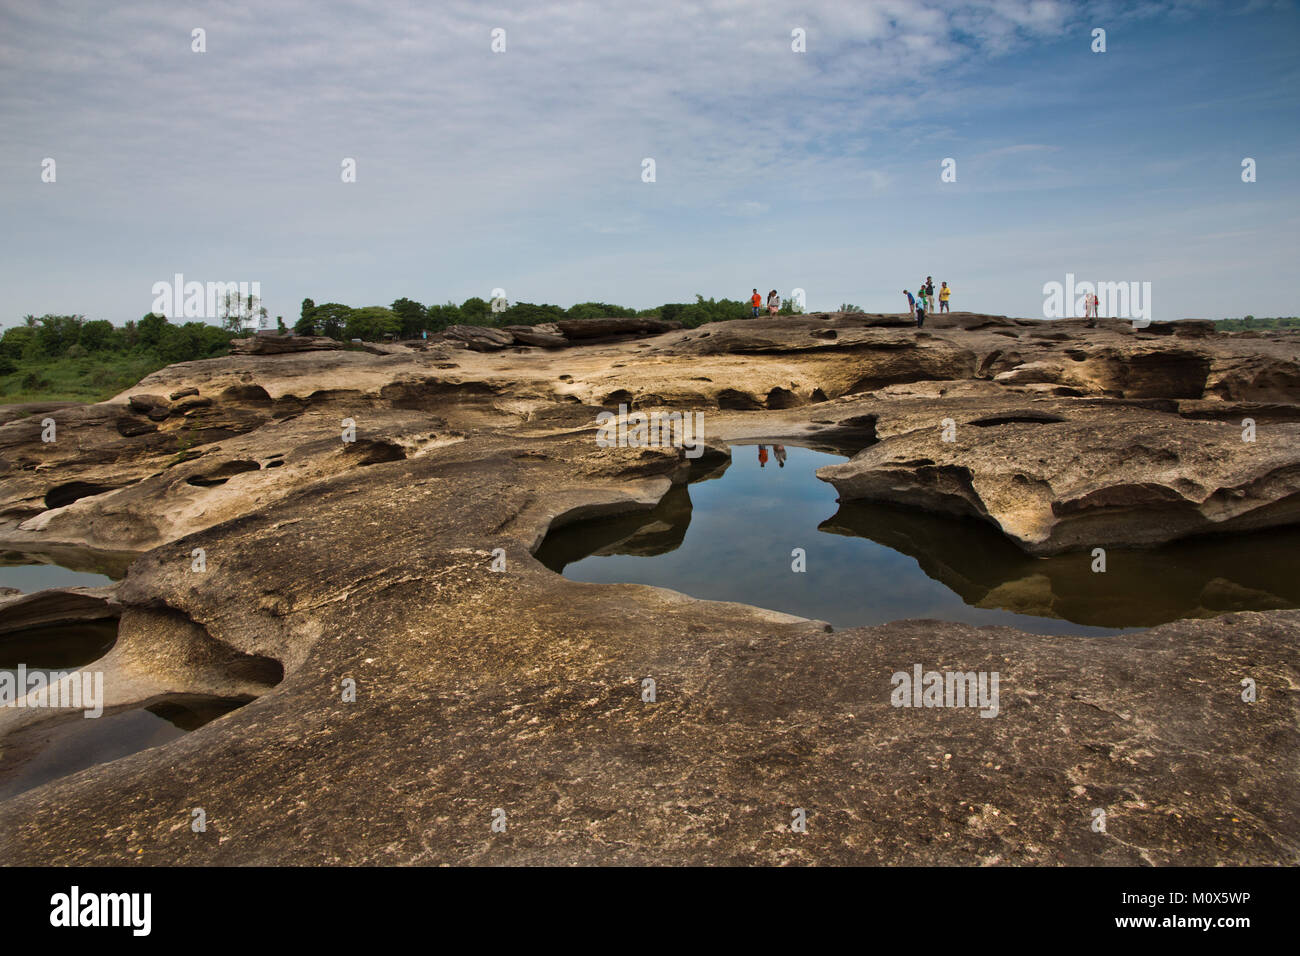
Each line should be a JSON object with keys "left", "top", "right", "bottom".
{"left": 0, "top": 313, "right": 1296, "bottom": 865}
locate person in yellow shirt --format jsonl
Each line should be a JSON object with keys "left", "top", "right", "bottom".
{"left": 939, "top": 281, "right": 951, "bottom": 313}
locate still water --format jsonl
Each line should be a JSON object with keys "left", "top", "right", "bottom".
{"left": 0, "top": 551, "right": 253, "bottom": 800}
{"left": 536, "top": 445, "right": 1300, "bottom": 635}
{"left": 0, "top": 547, "right": 134, "bottom": 593}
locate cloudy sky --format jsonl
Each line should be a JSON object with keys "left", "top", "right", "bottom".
{"left": 1, "top": 0, "right": 1297, "bottom": 327}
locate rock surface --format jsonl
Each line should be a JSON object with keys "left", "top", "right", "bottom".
{"left": 0, "top": 312, "right": 1296, "bottom": 865}
{"left": 230, "top": 334, "right": 343, "bottom": 355}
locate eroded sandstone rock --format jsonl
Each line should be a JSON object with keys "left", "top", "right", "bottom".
{"left": 230, "top": 334, "right": 343, "bottom": 355}
{"left": 1, "top": 313, "right": 1296, "bottom": 865}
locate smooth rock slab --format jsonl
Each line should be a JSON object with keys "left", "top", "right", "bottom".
{"left": 819, "top": 404, "right": 1300, "bottom": 554}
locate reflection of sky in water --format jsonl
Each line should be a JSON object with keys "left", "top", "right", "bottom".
{"left": 559, "top": 446, "right": 1120, "bottom": 635}
{"left": 0, "top": 564, "right": 113, "bottom": 593}
{"left": 0, "top": 708, "right": 184, "bottom": 802}
{"left": 552, "top": 445, "right": 1300, "bottom": 637}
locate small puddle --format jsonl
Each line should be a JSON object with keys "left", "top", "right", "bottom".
{"left": 536, "top": 444, "right": 1300, "bottom": 635}
{"left": 0, "top": 695, "right": 249, "bottom": 801}
{"left": 0, "top": 547, "right": 134, "bottom": 593}
{"left": 0, "top": 620, "right": 119, "bottom": 686}
{"left": 0, "top": 550, "right": 273, "bottom": 800}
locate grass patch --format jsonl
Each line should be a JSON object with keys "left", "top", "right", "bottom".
{"left": 0, "top": 353, "right": 172, "bottom": 404}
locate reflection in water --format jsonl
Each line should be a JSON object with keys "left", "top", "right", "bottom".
{"left": 0, "top": 695, "right": 250, "bottom": 801}
{"left": 0, "top": 585, "right": 266, "bottom": 799}
{"left": 0, "top": 547, "right": 133, "bottom": 593}
{"left": 822, "top": 502, "right": 1300, "bottom": 628}
{"left": 0, "top": 620, "right": 119, "bottom": 671}
{"left": 535, "top": 444, "right": 1300, "bottom": 635}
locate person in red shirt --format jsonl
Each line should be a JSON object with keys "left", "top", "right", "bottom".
{"left": 758, "top": 445, "right": 769, "bottom": 467}
{"left": 751, "top": 289, "right": 762, "bottom": 317}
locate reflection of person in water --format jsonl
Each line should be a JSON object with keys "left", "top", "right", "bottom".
{"left": 758, "top": 445, "right": 769, "bottom": 467}
{"left": 773, "top": 444, "right": 787, "bottom": 467}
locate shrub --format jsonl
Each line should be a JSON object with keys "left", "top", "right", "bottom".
{"left": 1, "top": 326, "right": 35, "bottom": 359}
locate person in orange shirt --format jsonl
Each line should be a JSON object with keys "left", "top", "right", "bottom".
{"left": 758, "top": 444, "right": 769, "bottom": 467}
{"left": 751, "top": 289, "right": 762, "bottom": 317}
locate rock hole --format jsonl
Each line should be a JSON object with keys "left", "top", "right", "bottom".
{"left": 44, "top": 482, "right": 118, "bottom": 510}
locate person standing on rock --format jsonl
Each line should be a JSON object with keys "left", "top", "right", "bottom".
{"left": 758, "top": 444, "right": 769, "bottom": 467}
{"left": 939, "top": 282, "right": 951, "bottom": 313}
{"left": 767, "top": 290, "right": 781, "bottom": 315}
{"left": 904, "top": 289, "right": 915, "bottom": 315}
{"left": 915, "top": 292, "right": 927, "bottom": 329}
{"left": 1085, "top": 292, "right": 1101, "bottom": 328}
{"left": 917, "top": 284, "right": 929, "bottom": 314}
{"left": 751, "top": 289, "right": 762, "bottom": 318}
{"left": 773, "top": 444, "right": 787, "bottom": 467}
{"left": 925, "top": 277, "right": 936, "bottom": 307}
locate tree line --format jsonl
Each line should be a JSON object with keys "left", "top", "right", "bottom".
{"left": 0, "top": 312, "right": 236, "bottom": 374}
{"left": 291, "top": 294, "right": 805, "bottom": 340}
{"left": 0, "top": 295, "right": 806, "bottom": 401}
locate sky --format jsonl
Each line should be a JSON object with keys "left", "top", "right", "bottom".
{"left": 1, "top": 0, "right": 1298, "bottom": 328}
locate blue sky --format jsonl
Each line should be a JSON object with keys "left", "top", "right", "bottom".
{"left": 1, "top": 0, "right": 1297, "bottom": 327}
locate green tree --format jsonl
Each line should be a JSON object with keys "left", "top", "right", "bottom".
{"left": 659, "top": 295, "right": 750, "bottom": 328}
{"left": 391, "top": 297, "right": 427, "bottom": 338}
{"left": 312, "top": 303, "right": 352, "bottom": 339}
{"left": 119, "top": 319, "right": 140, "bottom": 351}
{"left": 157, "top": 323, "right": 202, "bottom": 363}
{"left": 296, "top": 298, "right": 317, "bottom": 335}
{"left": 78, "top": 319, "right": 117, "bottom": 352}
{"left": 34, "top": 314, "right": 85, "bottom": 356}
{"left": 199, "top": 324, "right": 234, "bottom": 355}
{"left": 567, "top": 302, "right": 636, "bottom": 321}
{"left": 425, "top": 301, "right": 461, "bottom": 331}
{"left": 503, "top": 302, "right": 566, "bottom": 326}
{"left": 459, "top": 296, "right": 491, "bottom": 325}
{"left": 0, "top": 325, "right": 35, "bottom": 359}
{"left": 838, "top": 302, "right": 863, "bottom": 313}
{"left": 344, "top": 306, "right": 400, "bottom": 342}
{"left": 137, "top": 312, "right": 169, "bottom": 349}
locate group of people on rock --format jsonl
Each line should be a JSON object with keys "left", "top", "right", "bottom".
{"left": 751, "top": 289, "right": 782, "bottom": 317}
{"left": 746, "top": 279, "right": 953, "bottom": 327}
{"left": 904, "top": 277, "right": 951, "bottom": 328}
